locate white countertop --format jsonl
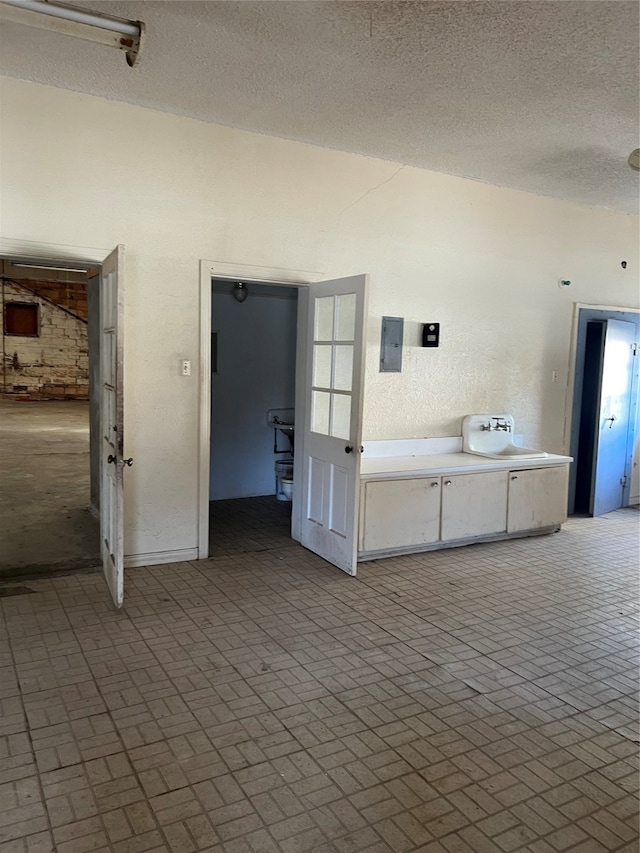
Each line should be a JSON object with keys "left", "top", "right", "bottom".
{"left": 360, "top": 451, "right": 572, "bottom": 479}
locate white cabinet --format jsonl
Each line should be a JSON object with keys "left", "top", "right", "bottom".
{"left": 440, "top": 470, "right": 508, "bottom": 541}
{"left": 358, "top": 463, "right": 569, "bottom": 558}
{"left": 507, "top": 466, "right": 568, "bottom": 533}
{"left": 360, "top": 477, "right": 441, "bottom": 553}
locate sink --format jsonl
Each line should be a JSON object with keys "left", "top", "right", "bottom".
{"left": 462, "top": 413, "right": 548, "bottom": 460}
{"left": 266, "top": 408, "right": 295, "bottom": 453}
{"left": 266, "top": 408, "right": 294, "bottom": 435}
{"left": 470, "top": 444, "right": 548, "bottom": 460}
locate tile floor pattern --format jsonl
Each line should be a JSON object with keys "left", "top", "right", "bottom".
{"left": 1, "top": 507, "right": 638, "bottom": 853}
{"left": 208, "top": 498, "right": 294, "bottom": 557}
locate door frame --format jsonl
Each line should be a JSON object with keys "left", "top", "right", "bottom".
{"left": 565, "top": 301, "right": 640, "bottom": 513}
{"left": 197, "top": 260, "right": 324, "bottom": 559}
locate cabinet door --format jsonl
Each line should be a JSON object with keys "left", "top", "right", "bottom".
{"left": 441, "top": 471, "right": 508, "bottom": 541}
{"left": 507, "top": 466, "right": 569, "bottom": 533}
{"left": 361, "top": 478, "right": 441, "bottom": 552}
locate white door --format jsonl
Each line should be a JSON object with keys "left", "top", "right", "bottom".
{"left": 592, "top": 320, "right": 637, "bottom": 515}
{"left": 300, "top": 275, "right": 368, "bottom": 575}
{"left": 100, "top": 246, "right": 125, "bottom": 608}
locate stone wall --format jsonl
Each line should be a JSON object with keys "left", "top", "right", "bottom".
{"left": 1, "top": 280, "right": 89, "bottom": 399}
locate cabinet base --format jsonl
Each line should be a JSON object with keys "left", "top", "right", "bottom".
{"left": 358, "top": 525, "right": 561, "bottom": 562}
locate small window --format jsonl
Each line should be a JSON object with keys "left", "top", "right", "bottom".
{"left": 4, "top": 303, "right": 39, "bottom": 337}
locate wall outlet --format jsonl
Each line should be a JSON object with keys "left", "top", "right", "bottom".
{"left": 181, "top": 359, "right": 191, "bottom": 376}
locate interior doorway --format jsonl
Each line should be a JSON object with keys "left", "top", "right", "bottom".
{"left": 0, "top": 257, "right": 101, "bottom": 577}
{"left": 208, "top": 278, "right": 300, "bottom": 555}
{"left": 199, "top": 262, "right": 368, "bottom": 575}
{"left": 569, "top": 306, "right": 639, "bottom": 516}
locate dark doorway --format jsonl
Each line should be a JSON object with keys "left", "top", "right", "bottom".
{"left": 569, "top": 308, "right": 639, "bottom": 515}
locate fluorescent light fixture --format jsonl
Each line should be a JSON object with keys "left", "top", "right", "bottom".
{"left": 0, "top": 0, "right": 144, "bottom": 66}
{"left": 13, "top": 263, "right": 89, "bottom": 272}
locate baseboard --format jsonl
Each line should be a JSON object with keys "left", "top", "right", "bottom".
{"left": 124, "top": 548, "right": 199, "bottom": 568}
{"left": 358, "top": 525, "right": 561, "bottom": 562}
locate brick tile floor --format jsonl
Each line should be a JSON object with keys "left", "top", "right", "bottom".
{"left": 0, "top": 505, "right": 638, "bottom": 852}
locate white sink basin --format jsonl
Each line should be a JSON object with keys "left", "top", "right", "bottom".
{"left": 462, "top": 414, "right": 548, "bottom": 460}
{"left": 266, "top": 408, "right": 294, "bottom": 436}
{"left": 469, "top": 444, "right": 548, "bottom": 460}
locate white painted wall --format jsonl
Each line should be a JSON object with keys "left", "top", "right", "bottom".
{"left": 210, "top": 282, "right": 297, "bottom": 500}
{"left": 1, "top": 78, "right": 638, "bottom": 560}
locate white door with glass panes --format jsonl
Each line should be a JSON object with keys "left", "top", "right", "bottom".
{"left": 300, "top": 275, "right": 368, "bottom": 575}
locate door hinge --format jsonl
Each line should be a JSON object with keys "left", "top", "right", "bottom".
{"left": 632, "top": 343, "right": 638, "bottom": 356}
{"left": 620, "top": 475, "right": 628, "bottom": 487}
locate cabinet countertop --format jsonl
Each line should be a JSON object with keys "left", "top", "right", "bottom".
{"left": 360, "top": 451, "right": 572, "bottom": 480}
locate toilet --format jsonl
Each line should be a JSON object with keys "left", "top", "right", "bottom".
{"left": 280, "top": 477, "right": 294, "bottom": 501}
{"left": 275, "top": 459, "right": 294, "bottom": 501}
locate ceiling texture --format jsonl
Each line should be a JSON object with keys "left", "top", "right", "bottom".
{"left": 1, "top": 0, "right": 638, "bottom": 213}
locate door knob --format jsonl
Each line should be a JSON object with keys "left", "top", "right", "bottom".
{"left": 444, "top": 480, "right": 452, "bottom": 486}
{"left": 107, "top": 455, "right": 133, "bottom": 466}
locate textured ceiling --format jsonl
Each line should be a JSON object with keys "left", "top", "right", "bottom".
{"left": 1, "top": 0, "right": 638, "bottom": 212}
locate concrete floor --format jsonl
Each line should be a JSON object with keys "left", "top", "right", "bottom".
{"left": 0, "top": 399, "right": 100, "bottom": 577}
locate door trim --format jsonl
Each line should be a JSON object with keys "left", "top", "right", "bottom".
{"left": 0, "top": 237, "right": 112, "bottom": 265}
{"left": 197, "top": 260, "right": 324, "bottom": 559}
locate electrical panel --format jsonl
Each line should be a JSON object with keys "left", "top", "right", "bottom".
{"left": 380, "top": 316, "right": 404, "bottom": 372}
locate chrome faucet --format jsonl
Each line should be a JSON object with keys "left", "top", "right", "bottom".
{"left": 492, "top": 417, "right": 511, "bottom": 432}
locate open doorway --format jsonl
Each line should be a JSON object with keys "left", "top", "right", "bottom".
{"left": 0, "top": 257, "right": 101, "bottom": 578}
{"left": 568, "top": 306, "right": 639, "bottom": 516}
{"left": 200, "top": 263, "right": 368, "bottom": 574}
{"left": 208, "top": 278, "right": 299, "bottom": 555}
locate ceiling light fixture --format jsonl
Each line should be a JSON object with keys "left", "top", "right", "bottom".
{"left": 232, "top": 282, "right": 248, "bottom": 303}
{"left": 13, "top": 263, "right": 89, "bottom": 272}
{"left": 0, "top": 0, "right": 144, "bottom": 66}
